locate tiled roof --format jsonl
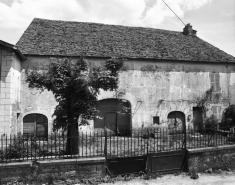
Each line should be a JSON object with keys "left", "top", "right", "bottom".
{"left": 16, "top": 18, "right": 235, "bottom": 62}
{"left": 0, "top": 40, "right": 26, "bottom": 61}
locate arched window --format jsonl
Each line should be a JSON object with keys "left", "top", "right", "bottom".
{"left": 23, "top": 114, "right": 48, "bottom": 138}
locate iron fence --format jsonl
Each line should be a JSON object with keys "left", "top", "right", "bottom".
{"left": 0, "top": 131, "right": 105, "bottom": 163}
{"left": 0, "top": 125, "right": 235, "bottom": 163}
{"left": 187, "top": 126, "right": 235, "bottom": 149}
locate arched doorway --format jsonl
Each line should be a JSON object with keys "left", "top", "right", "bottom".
{"left": 23, "top": 113, "right": 48, "bottom": 138}
{"left": 94, "top": 99, "right": 131, "bottom": 135}
{"left": 167, "top": 111, "right": 186, "bottom": 131}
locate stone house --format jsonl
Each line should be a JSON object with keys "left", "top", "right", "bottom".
{"left": 1, "top": 18, "right": 235, "bottom": 136}
{"left": 0, "top": 40, "right": 26, "bottom": 135}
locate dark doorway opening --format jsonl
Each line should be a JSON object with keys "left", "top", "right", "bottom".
{"left": 193, "top": 107, "right": 203, "bottom": 130}
{"left": 23, "top": 113, "right": 48, "bottom": 138}
{"left": 94, "top": 99, "right": 131, "bottom": 135}
{"left": 167, "top": 111, "right": 186, "bottom": 131}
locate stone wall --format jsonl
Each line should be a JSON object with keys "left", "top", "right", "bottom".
{"left": 0, "top": 48, "right": 21, "bottom": 135}
{"left": 188, "top": 145, "right": 235, "bottom": 174}
{"left": 20, "top": 56, "right": 235, "bottom": 132}
{"left": 0, "top": 157, "right": 105, "bottom": 179}
{"left": 0, "top": 162, "right": 31, "bottom": 178}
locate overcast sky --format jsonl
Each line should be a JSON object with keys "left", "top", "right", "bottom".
{"left": 0, "top": 0, "right": 234, "bottom": 57}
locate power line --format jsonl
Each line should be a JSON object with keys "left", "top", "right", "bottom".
{"left": 161, "top": 0, "right": 186, "bottom": 26}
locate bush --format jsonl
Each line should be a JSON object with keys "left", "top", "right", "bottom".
{"left": 204, "top": 116, "right": 218, "bottom": 134}
{"left": 4, "top": 135, "right": 27, "bottom": 160}
{"left": 222, "top": 105, "right": 235, "bottom": 128}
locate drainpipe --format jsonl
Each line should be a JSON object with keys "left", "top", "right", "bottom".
{"left": 0, "top": 49, "right": 2, "bottom": 105}
{"left": 226, "top": 65, "right": 230, "bottom": 106}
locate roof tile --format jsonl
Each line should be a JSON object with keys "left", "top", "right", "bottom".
{"left": 16, "top": 18, "right": 235, "bottom": 62}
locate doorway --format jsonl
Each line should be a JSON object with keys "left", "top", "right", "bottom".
{"left": 167, "top": 111, "right": 186, "bottom": 131}
{"left": 94, "top": 99, "right": 131, "bottom": 135}
{"left": 193, "top": 107, "right": 203, "bottom": 130}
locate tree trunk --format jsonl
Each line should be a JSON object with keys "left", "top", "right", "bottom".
{"left": 66, "top": 120, "right": 79, "bottom": 155}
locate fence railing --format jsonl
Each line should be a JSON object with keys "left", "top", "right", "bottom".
{"left": 1, "top": 126, "right": 235, "bottom": 163}
{"left": 187, "top": 126, "right": 235, "bottom": 149}
{"left": 0, "top": 132, "right": 105, "bottom": 163}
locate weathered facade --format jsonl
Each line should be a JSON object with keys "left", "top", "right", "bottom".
{"left": 1, "top": 18, "right": 235, "bottom": 135}
{"left": 0, "top": 40, "right": 26, "bottom": 135}
{"left": 19, "top": 56, "right": 235, "bottom": 134}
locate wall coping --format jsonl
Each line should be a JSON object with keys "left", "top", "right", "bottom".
{"left": 188, "top": 144, "right": 235, "bottom": 154}
{"left": 38, "top": 157, "right": 106, "bottom": 166}
{"left": 0, "top": 161, "right": 31, "bottom": 168}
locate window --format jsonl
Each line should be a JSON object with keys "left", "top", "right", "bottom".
{"left": 153, "top": 116, "right": 160, "bottom": 125}
{"left": 210, "top": 73, "right": 220, "bottom": 92}
{"left": 212, "top": 106, "right": 221, "bottom": 120}
{"left": 23, "top": 114, "right": 48, "bottom": 138}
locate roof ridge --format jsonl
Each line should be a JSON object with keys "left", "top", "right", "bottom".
{"left": 32, "top": 17, "right": 182, "bottom": 34}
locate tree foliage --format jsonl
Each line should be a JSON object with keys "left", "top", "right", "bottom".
{"left": 25, "top": 57, "right": 123, "bottom": 154}
{"left": 222, "top": 104, "right": 235, "bottom": 128}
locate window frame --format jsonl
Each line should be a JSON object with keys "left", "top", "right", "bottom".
{"left": 210, "top": 72, "right": 220, "bottom": 92}
{"left": 153, "top": 116, "right": 160, "bottom": 125}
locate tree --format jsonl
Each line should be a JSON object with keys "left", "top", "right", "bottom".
{"left": 25, "top": 57, "right": 124, "bottom": 154}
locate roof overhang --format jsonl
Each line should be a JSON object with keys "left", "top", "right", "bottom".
{"left": 0, "top": 40, "right": 27, "bottom": 61}
{"left": 22, "top": 54, "right": 235, "bottom": 64}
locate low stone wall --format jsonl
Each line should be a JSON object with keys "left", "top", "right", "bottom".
{"left": 0, "top": 157, "right": 105, "bottom": 179}
{"left": 0, "top": 162, "right": 31, "bottom": 178}
{"left": 188, "top": 145, "right": 235, "bottom": 174}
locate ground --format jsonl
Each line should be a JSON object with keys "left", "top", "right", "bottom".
{"left": 100, "top": 172, "right": 235, "bottom": 185}
{"left": 2, "top": 171, "right": 235, "bottom": 184}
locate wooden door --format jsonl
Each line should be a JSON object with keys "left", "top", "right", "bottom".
{"left": 95, "top": 99, "right": 131, "bottom": 135}
{"left": 105, "top": 112, "right": 117, "bottom": 134}
{"left": 23, "top": 114, "right": 48, "bottom": 138}
{"left": 193, "top": 107, "right": 203, "bottom": 130}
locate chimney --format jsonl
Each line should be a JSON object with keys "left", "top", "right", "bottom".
{"left": 183, "top": 23, "right": 197, "bottom": 36}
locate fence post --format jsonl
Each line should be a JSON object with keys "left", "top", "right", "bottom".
{"left": 184, "top": 126, "right": 187, "bottom": 149}
{"left": 146, "top": 128, "right": 149, "bottom": 155}
{"left": 104, "top": 126, "right": 107, "bottom": 159}
{"left": 34, "top": 134, "right": 36, "bottom": 162}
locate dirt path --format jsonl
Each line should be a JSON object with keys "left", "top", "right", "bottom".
{"left": 99, "top": 172, "right": 235, "bottom": 185}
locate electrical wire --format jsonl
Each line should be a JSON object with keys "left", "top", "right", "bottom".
{"left": 162, "top": 0, "right": 186, "bottom": 26}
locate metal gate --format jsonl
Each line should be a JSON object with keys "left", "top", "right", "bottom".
{"left": 106, "top": 156, "right": 147, "bottom": 175}
{"left": 147, "top": 149, "right": 187, "bottom": 174}
{"left": 105, "top": 126, "right": 187, "bottom": 176}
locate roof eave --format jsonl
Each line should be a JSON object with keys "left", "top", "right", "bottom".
{"left": 22, "top": 53, "right": 235, "bottom": 64}
{"left": 0, "top": 40, "right": 27, "bottom": 61}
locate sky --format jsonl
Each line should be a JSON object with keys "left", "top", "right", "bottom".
{"left": 0, "top": 0, "right": 234, "bottom": 57}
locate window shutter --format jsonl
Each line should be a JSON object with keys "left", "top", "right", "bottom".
{"left": 210, "top": 73, "right": 215, "bottom": 89}
{"left": 212, "top": 106, "right": 217, "bottom": 115}
{"left": 210, "top": 73, "right": 220, "bottom": 92}
{"left": 212, "top": 106, "right": 221, "bottom": 120}
{"left": 215, "top": 73, "right": 220, "bottom": 91}
{"left": 218, "top": 106, "right": 222, "bottom": 119}
{"left": 210, "top": 73, "right": 215, "bottom": 83}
